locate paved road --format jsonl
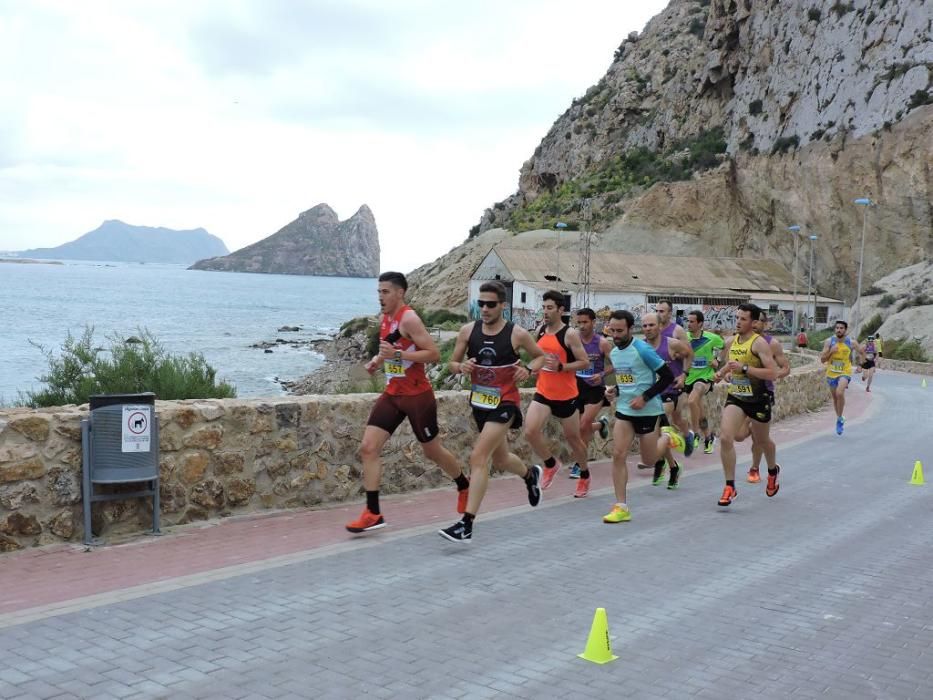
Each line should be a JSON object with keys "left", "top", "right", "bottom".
{"left": 1, "top": 371, "right": 932, "bottom": 699}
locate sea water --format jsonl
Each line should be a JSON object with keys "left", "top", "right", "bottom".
{"left": 0, "top": 260, "right": 377, "bottom": 404}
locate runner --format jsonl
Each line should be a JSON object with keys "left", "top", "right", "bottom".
{"left": 346, "top": 272, "right": 469, "bottom": 533}
{"left": 603, "top": 310, "right": 677, "bottom": 523}
{"left": 820, "top": 320, "right": 864, "bottom": 435}
{"left": 713, "top": 303, "right": 781, "bottom": 507}
{"left": 656, "top": 299, "right": 689, "bottom": 343}
{"left": 524, "top": 290, "right": 591, "bottom": 494}
{"left": 744, "top": 311, "right": 791, "bottom": 483}
{"left": 569, "top": 308, "right": 613, "bottom": 498}
{"left": 642, "top": 312, "right": 695, "bottom": 466}
{"left": 684, "top": 310, "right": 724, "bottom": 454}
{"left": 438, "top": 281, "right": 547, "bottom": 543}
{"left": 796, "top": 327, "right": 809, "bottom": 350}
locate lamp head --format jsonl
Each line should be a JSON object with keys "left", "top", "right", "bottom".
{"left": 787, "top": 224, "right": 801, "bottom": 232}
{"left": 809, "top": 234, "right": 818, "bottom": 240}
{"left": 854, "top": 197, "right": 873, "bottom": 206}
{"left": 555, "top": 222, "right": 568, "bottom": 230}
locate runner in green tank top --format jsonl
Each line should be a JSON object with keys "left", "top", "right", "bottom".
{"left": 684, "top": 310, "right": 724, "bottom": 454}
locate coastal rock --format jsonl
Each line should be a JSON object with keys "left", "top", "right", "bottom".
{"left": 190, "top": 204, "right": 380, "bottom": 278}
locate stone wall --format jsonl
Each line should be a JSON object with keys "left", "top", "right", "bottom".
{"left": 0, "top": 361, "right": 827, "bottom": 551}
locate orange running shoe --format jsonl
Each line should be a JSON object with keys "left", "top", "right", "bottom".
{"left": 747, "top": 467, "right": 761, "bottom": 484}
{"left": 574, "top": 477, "right": 590, "bottom": 498}
{"left": 540, "top": 460, "right": 561, "bottom": 490}
{"left": 457, "top": 488, "right": 469, "bottom": 514}
{"left": 345, "top": 508, "right": 385, "bottom": 533}
{"left": 766, "top": 465, "right": 780, "bottom": 497}
{"left": 717, "top": 485, "right": 737, "bottom": 507}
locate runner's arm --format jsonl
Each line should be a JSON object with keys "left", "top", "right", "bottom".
{"left": 771, "top": 339, "right": 791, "bottom": 379}
{"left": 748, "top": 336, "right": 779, "bottom": 381}
{"left": 562, "top": 328, "right": 591, "bottom": 373}
{"left": 819, "top": 338, "right": 834, "bottom": 363}
{"left": 599, "top": 337, "right": 615, "bottom": 379}
{"left": 395, "top": 310, "right": 440, "bottom": 363}
{"left": 714, "top": 337, "right": 735, "bottom": 382}
{"left": 448, "top": 323, "right": 474, "bottom": 375}
{"left": 514, "top": 326, "right": 547, "bottom": 372}
{"left": 634, "top": 340, "right": 674, "bottom": 401}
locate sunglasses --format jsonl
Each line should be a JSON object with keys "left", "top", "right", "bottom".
{"left": 476, "top": 300, "right": 500, "bottom": 308}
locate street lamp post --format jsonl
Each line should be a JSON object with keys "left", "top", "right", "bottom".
{"left": 788, "top": 225, "right": 801, "bottom": 330}
{"left": 853, "top": 197, "right": 873, "bottom": 335}
{"left": 807, "top": 234, "right": 818, "bottom": 329}
{"left": 555, "top": 221, "right": 567, "bottom": 285}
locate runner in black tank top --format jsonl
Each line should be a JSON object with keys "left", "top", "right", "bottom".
{"left": 438, "top": 282, "right": 548, "bottom": 544}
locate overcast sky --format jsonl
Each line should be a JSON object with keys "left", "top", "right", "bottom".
{"left": 0, "top": 0, "right": 669, "bottom": 272}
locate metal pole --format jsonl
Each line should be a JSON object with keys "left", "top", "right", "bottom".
{"left": 555, "top": 221, "right": 567, "bottom": 287}
{"left": 788, "top": 225, "right": 801, "bottom": 330}
{"left": 807, "top": 235, "right": 816, "bottom": 330}
{"left": 853, "top": 198, "right": 872, "bottom": 335}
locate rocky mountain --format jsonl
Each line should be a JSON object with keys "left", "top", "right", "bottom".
{"left": 855, "top": 259, "right": 933, "bottom": 355}
{"left": 409, "top": 0, "right": 932, "bottom": 311}
{"left": 190, "top": 204, "right": 379, "bottom": 278}
{"left": 18, "top": 221, "right": 228, "bottom": 264}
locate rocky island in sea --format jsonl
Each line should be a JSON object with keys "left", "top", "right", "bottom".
{"left": 190, "top": 204, "right": 380, "bottom": 278}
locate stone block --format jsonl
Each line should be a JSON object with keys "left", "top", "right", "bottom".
{"left": 212, "top": 451, "right": 245, "bottom": 475}
{"left": 193, "top": 401, "right": 226, "bottom": 421}
{"left": 0, "top": 443, "right": 38, "bottom": 463}
{"left": 159, "top": 483, "right": 187, "bottom": 513}
{"left": 0, "top": 457, "right": 45, "bottom": 484}
{"left": 0, "top": 534, "right": 22, "bottom": 552}
{"left": 159, "top": 423, "right": 184, "bottom": 451}
{"left": 171, "top": 407, "right": 200, "bottom": 430}
{"left": 226, "top": 478, "right": 255, "bottom": 506}
{"left": 1, "top": 512, "right": 42, "bottom": 536}
{"left": 190, "top": 479, "right": 225, "bottom": 509}
{"left": 45, "top": 467, "right": 82, "bottom": 505}
{"left": 275, "top": 403, "right": 300, "bottom": 429}
{"left": 0, "top": 484, "right": 40, "bottom": 509}
{"left": 48, "top": 509, "right": 76, "bottom": 539}
{"left": 183, "top": 425, "right": 224, "bottom": 450}
{"left": 53, "top": 422, "right": 83, "bottom": 442}
{"left": 8, "top": 415, "right": 51, "bottom": 442}
{"left": 179, "top": 451, "right": 209, "bottom": 485}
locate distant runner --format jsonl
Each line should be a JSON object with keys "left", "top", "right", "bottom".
{"left": 820, "top": 320, "right": 864, "bottom": 435}
{"left": 862, "top": 335, "right": 879, "bottom": 392}
{"left": 684, "top": 310, "right": 724, "bottom": 454}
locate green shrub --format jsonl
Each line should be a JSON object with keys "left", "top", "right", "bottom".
{"left": 808, "top": 8, "right": 822, "bottom": 22}
{"left": 749, "top": 99, "right": 763, "bottom": 115}
{"left": 862, "top": 284, "right": 886, "bottom": 296}
{"left": 858, "top": 313, "right": 883, "bottom": 341}
{"left": 423, "top": 309, "right": 468, "bottom": 327}
{"left": 340, "top": 316, "right": 374, "bottom": 337}
{"left": 896, "top": 294, "right": 933, "bottom": 312}
{"left": 878, "top": 293, "right": 896, "bottom": 308}
{"left": 887, "top": 338, "right": 929, "bottom": 362}
{"left": 908, "top": 90, "right": 932, "bottom": 110}
{"left": 21, "top": 326, "right": 236, "bottom": 408}
{"left": 771, "top": 135, "right": 800, "bottom": 155}
{"left": 807, "top": 328, "right": 835, "bottom": 351}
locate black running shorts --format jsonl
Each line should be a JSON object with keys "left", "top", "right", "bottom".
{"left": 472, "top": 403, "right": 522, "bottom": 432}
{"left": 615, "top": 412, "right": 661, "bottom": 435}
{"left": 725, "top": 395, "right": 772, "bottom": 424}
{"left": 684, "top": 379, "right": 713, "bottom": 395}
{"left": 575, "top": 381, "right": 607, "bottom": 413}
{"left": 367, "top": 391, "right": 439, "bottom": 443}
{"left": 533, "top": 392, "right": 579, "bottom": 419}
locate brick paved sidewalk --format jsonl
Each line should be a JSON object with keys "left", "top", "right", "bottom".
{"left": 0, "top": 380, "right": 871, "bottom": 625}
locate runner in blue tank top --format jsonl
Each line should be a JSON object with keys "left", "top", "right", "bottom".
{"left": 602, "top": 310, "right": 676, "bottom": 523}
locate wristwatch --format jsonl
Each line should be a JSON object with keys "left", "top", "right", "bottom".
{"left": 394, "top": 350, "right": 402, "bottom": 362}
{"left": 742, "top": 363, "right": 749, "bottom": 373}
{"left": 557, "top": 362, "right": 564, "bottom": 372}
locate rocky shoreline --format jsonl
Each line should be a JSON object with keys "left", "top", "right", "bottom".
{"left": 275, "top": 329, "right": 375, "bottom": 395}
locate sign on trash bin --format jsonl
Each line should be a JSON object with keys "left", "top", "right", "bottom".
{"left": 121, "top": 404, "right": 152, "bottom": 452}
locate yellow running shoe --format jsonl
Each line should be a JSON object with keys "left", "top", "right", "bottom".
{"left": 602, "top": 504, "right": 631, "bottom": 523}
{"left": 661, "top": 426, "right": 686, "bottom": 453}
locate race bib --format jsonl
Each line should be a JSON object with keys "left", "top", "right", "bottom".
{"left": 692, "top": 357, "right": 708, "bottom": 369}
{"left": 615, "top": 367, "right": 635, "bottom": 385}
{"left": 831, "top": 360, "right": 845, "bottom": 373}
{"left": 470, "top": 385, "right": 501, "bottom": 409}
{"left": 384, "top": 360, "right": 406, "bottom": 378}
{"left": 866, "top": 352, "right": 875, "bottom": 360}
{"left": 729, "top": 376, "right": 753, "bottom": 396}
{"left": 576, "top": 367, "right": 595, "bottom": 378}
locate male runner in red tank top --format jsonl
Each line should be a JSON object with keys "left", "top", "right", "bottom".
{"left": 438, "top": 281, "right": 547, "bottom": 543}
{"left": 524, "top": 290, "right": 591, "bottom": 492}
{"left": 345, "top": 272, "right": 469, "bottom": 533}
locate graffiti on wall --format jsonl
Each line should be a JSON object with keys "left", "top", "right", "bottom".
{"left": 469, "top": 300, "right": 513, "bottom": 322}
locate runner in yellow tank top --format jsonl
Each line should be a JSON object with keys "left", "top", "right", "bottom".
{"left": 819, "top": 320, "right": 864, "bottom": 436}
{"left": 713, "top": 304, "right": 780, "bottom": 508}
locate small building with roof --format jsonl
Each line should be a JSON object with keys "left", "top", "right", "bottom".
{"left": 469, "top": 246, "right": 845, "bottom": 333}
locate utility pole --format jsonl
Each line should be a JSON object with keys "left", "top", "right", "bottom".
{"left": 578, "top": 199, "right": 593, "bottom": 309}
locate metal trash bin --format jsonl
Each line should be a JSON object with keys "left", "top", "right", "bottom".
{"left": 81, "top": 393, "right": 160, "bottom": 545}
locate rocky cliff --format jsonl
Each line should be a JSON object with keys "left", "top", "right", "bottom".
{"left": 191, "top": 204, "right": 380, "bottom": 278}
{"left": 410, "top": 0, "right": 932, "bottom": 311}
{"left": 20, "top": 220, "right": 228, "bottom": 265}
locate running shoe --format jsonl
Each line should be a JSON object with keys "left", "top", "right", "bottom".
{"left": 693, "top": 434, "right": 701, "bottom": 452}
{"left": 598, "top": 415, "right": 610, "bottom": 440}
{"left": 747, "top": 467, "right": 761, "bottom": 484}
{"left": 636, "top": 462, "right": 653, "bottom": 470}
{"left": 684, "top": 430, "right": 695, "bottom": 457}
{"left": 345, "top": 508, "right": 385, "bottom": 533}
{"left": 866, "top": 386, "right": 871, "bottom": 392}
{"left": 574, "top": 477, "right": 591, "bottom": 498}
{"left": 602, "top": 504, "right": 631, "bottom": 523}
{"left": 717, "top": 485, "right": 737, "bottom": 507}
{"left": 704, "top": 435, "right": 714, "bottom": 454}
{"left": 541, "top": 460, "right": 561, "bottom": 489}
{"left": 652, "top": 459, "right": 667, "bottom": 485}
{"left": 438, "top": 519, "right": 472, "bottom": 543}
{"left": 766, "top": 465, "right": 781, "bottom": 497}
{"left": 667, "top": 462, "right": 681, "bottom": 490}
{"left": 457, "top": 487, "right": 469, "bottom": 514}
{"left": 525, "top": 465, "right": 542, "bottom": 507}
{"left": 568, "top": 463, "right": 581, "bottom": 479}
{"left": 661, "top": 426, "right": 686, "bottom": 454}
{"left": 835, "top": 416, "right": 845, "bottom": 436}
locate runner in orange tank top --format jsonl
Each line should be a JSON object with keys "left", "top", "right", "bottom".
{"left": 523, "top": 290, "right": 592, "bottom": 491}
{"left": 345, "top": 272, "right": 469, "bottom": 534}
